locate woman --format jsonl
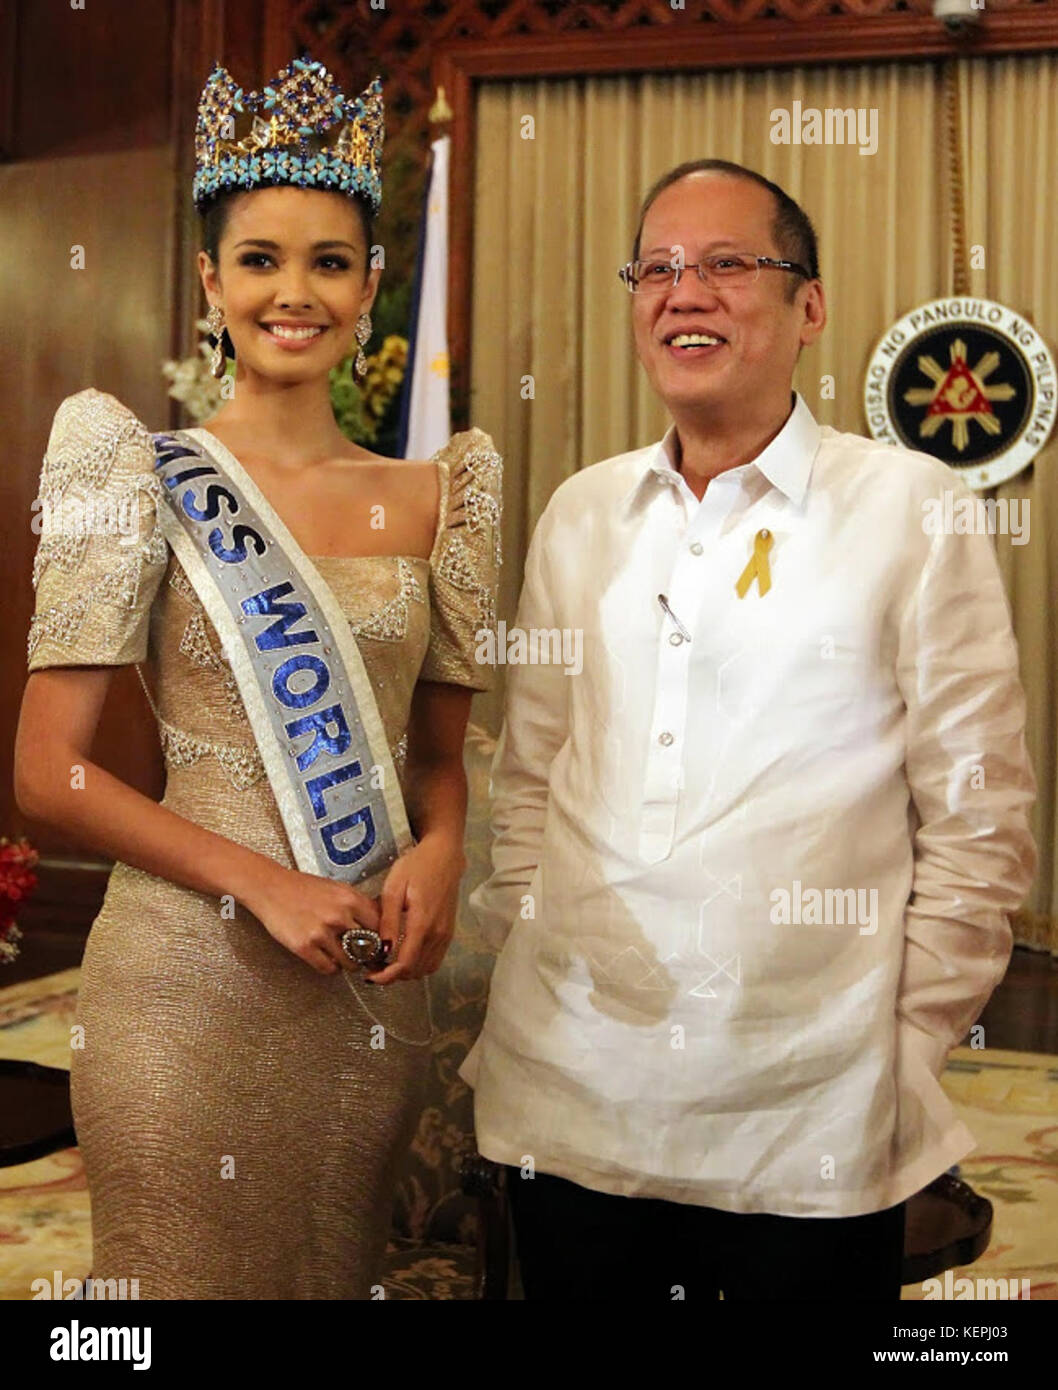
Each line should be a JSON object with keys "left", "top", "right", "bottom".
{"left": 14, "top": 59, "right": 502, "bottom": 1299}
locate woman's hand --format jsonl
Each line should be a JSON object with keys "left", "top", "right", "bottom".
{"left": 365, "top": 833, "right": 466, "bottom": 985}
{"left": 240, "top": 863, "right": 382, "bottom": 976}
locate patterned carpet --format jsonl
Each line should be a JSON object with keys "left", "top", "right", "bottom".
{"left": 2, "top": 967, "right": 1056, "bottom": 1300}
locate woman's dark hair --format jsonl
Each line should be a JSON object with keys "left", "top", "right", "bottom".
{"left": 632, "top": 159, "right": 820, "bottom": 302}
{"left": 199, "top": 186, "right": 376, "bottom": 361}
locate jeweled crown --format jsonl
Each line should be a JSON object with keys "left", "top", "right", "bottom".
{"left": 193, "top": 57, "right": 384, "bottom": 213}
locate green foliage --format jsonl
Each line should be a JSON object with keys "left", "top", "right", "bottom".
{"left": 329, "top": 355, "right": 373, "bottom": 443}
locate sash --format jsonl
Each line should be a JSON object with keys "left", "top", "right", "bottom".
{"left": 150, "top": 428, "right": 413, "bottom": 893}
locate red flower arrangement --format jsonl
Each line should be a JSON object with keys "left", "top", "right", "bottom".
{"left": 0, "top": 836, "right": 39, "bottom": 964}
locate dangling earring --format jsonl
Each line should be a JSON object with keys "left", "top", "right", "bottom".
{"left": 206, "top": 304, "right": 227, "bottom": 380}
{"left": 354, "top": 313, "right": 372, "bottom": 381}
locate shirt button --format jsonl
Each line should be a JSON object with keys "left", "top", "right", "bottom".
{"left": 668, "top": 632, "right": 685, "bottom": 646}
{"left": 658, "top": 731, "right": 674, "bottom": 746}
{"left": 690, "top": 542, "right": 703, "bottom": 555}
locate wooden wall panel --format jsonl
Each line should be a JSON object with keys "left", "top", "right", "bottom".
{"left": 13, "top": 0, "right": 171, "bottom": 158}
{"left": 0, "top": 0, "right": 179, "bottom": 868}
{"left": 0, "top": 145, "right": 177, "bottom": 857}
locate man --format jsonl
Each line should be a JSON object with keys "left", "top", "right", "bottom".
{"left": 460, "top": 160, "right": 1036, "bottom": 1301}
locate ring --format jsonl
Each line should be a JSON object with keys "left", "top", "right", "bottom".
{"left": 339, "top": 928, "right": 391, "bottom": 972}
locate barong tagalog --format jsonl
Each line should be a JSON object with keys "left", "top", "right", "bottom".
{"left": 151, "top": 428, "right": 412, "bottom": 892}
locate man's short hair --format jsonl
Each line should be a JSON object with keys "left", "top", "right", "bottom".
{"left": 632, "top": 160, "right": 820, "bottom": 302}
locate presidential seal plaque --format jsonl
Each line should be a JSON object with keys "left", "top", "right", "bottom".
{"left": 864, "top": 296, "right": 1055, "bottom": 489}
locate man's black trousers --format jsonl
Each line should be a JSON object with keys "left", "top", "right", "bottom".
{"left": 506, "top": 1165, "right": 906, "bottom": 1300}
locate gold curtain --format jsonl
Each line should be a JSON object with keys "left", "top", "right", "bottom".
{"left": 470, "top": 56, "right": 1058, "bottom": 949}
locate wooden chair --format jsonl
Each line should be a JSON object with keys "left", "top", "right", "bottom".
{"left": 0, "top": 1059, "right": 75, "bottom": 1167}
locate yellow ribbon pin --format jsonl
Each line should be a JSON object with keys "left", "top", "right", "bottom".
{"left": 735, "top": 528, "right": 774, "bottom": 598}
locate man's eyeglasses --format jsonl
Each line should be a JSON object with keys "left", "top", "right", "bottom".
{"left": 618, "top": 253, "right": 812, "bottom": 294}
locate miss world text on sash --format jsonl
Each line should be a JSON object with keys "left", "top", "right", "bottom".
{"left": 150, "top": 430, "right": 411, "bottom": 888}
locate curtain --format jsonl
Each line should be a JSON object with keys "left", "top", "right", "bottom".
{"left": 470, "top": 55, "right": 1058, "bottom": 947}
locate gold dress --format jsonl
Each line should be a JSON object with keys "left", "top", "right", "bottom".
{"left": 26, "top": 389, "right": 502, "bottom": 1299}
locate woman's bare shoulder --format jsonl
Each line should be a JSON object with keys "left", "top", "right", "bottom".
{"left": 345, "top": 445, "right": 437, "bottom": 472}
{"left": 346, "top": 449, "right": 441, "bottom": 494}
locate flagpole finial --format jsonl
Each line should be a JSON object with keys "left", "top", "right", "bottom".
{"left": 429, "top": 85, "right": 453, "bottom": 127}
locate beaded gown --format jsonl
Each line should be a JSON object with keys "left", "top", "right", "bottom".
{"left": 26, "top": 389, "right": 502, "bottom": 1299}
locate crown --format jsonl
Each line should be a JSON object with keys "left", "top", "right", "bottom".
{"left": 193, "top": 57, "right": 384, "bottom": 213}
